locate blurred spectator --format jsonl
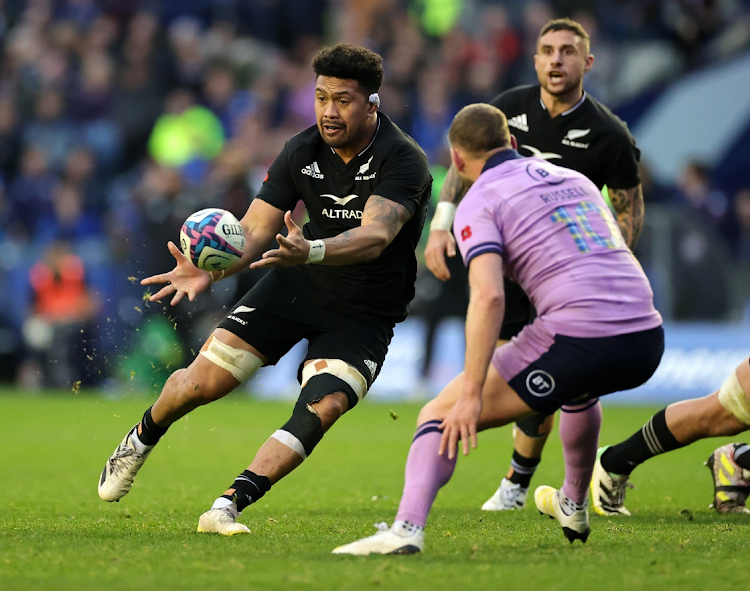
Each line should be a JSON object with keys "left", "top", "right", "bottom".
{"left": 147, "top": 88, "right": 225, "bottom": 179}
{"left": 7, "top": 146, "right": 56, "bottom": 240}
{"left": 23, "top": 89, "right": 75, "bottom": 172}
{"left": 21, "top": 241, "right": 98, "bottom": 388}
{"left": 35, "top": 181, "right": 103, "bottom": 247}
{"left": 112, "top": 61, "right": 163, "bottom": 170}
{"left": 671, "top": 160, "right": 737, "bottom": 252}
{"left": 63, "top": 146, "right": 106, "bottom": 214}
{"left": 202, "top": 62, "right": 255, "bottom": 138}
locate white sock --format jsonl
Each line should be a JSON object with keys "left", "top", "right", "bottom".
{"left": 211, "top": 497, "right": 235, "bottom": 510}
{"left": 392, "top": 520, "right": 423, "bottom": 536}
{"left": 129, "top": 428, "right": 152, "bottom": 454}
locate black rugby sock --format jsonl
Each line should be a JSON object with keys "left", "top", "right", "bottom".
{"left": 508, "top": 450, "right": 541, "bottom": 488}
{"left": 137, "top": 406, "right": 168, "bottom": 446}
{"left": 222, "top": 470, "right": 271, "bottom": 512}
{"left": 601, "top": 408, "right": 684, "bottom": 475}
{"left": 733, "top": 443, "right": 750, "bottom": 470}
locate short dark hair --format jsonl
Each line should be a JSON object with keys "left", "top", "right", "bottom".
{"left": 312, "top": 43, "right": 384, "bottom": 96}
{"left": 538, "top": 18, "right": 590, "bottom": 53}
{"left": 448, "top": 103, "right": 511, "bottom": 155}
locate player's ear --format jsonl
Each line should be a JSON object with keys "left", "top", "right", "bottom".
{"left": 510, "top": 135, "right": 518, "bottom": 150}
{"left": 584, "top": 53, "right": 594, "bottom": 73}
{"left": 451, "top": 147, "right": 464, "bottom": 172}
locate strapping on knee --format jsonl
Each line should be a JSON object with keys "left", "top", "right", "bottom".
{"left": 272, "top": 372, "right": 360, "bottom": 459}
{"left": 199, "top": 335, "right": 263, "bottom": 383}
{"left": 718, "top": 370, "right": 750, "bottom": 426}
{"left": 301, "top": 359, "right": 368, "bottom": 406}
{"left": 514, "top": 413, "right": 554, "bottom": 438}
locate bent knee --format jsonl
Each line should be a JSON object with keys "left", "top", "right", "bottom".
{"left": 418, "top": 397, "right": 451, "bottom": 424}
{"left": 309, "top": 391, "right": 349, "bottom": 428}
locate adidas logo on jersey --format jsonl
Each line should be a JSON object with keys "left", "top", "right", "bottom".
{"left": 364, "top": 359, "right": 378, "bottom": 380}
{"left": 507, "top": 114, "right": 529, "bottom": 132}
{"left": 561, "top": 128, "right": 590, "bottom": 149}
{"left": 302, "top": 161, "right": 324, "bottom": 179}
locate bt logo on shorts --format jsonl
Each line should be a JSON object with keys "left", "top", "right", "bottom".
{"left": 526, "top": 370, "right": 556, "bottom": 397}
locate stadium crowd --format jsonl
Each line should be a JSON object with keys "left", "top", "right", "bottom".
{"left": 0, "top": 0, "right": 749, "bottom": 389}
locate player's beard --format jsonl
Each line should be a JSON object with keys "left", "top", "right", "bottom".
{"left": 540, "top": 71, "right": 583, "bottom": 99}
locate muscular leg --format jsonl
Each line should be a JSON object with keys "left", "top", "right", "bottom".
{"left": 395, "top": 365, "right": 535, "bottom": 528}
{"left": 488, "top": 339, "right": 554, "bottom": 507}
{"left": 147, "top": 329, "right": 267, "bottom": 430}
{"left": 602, "top": 358, "right": 750, "bottom": 476}
{"left": 227, "top": 389, "right": 349, "bottom": 488}
{"left": 217, "top": 358, "right": 365, "bottom": 516}
{"left": 98, "top": 329, "right": 265, "bottom": 503}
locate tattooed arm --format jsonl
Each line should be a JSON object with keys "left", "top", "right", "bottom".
{"left": 250, "top": 196, "right": 411, "bottom": 269}
{"left": 609, "top": 184, "right": 645, "bottom": 250}
{"left": 425, "top": 162, "right": 473, "bottom": 281}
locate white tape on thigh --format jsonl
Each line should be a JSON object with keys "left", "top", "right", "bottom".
{"left": 718, "top": 369, "right": 750, "bottom": 426}
{"left": 301, "top": 359, "right": 368, "bottom": 400}
{"left": 200, "top": 337, "right": 263, "bottom": 383}
{"left": 271, "top": 429, "right": 307, "bottom": 460}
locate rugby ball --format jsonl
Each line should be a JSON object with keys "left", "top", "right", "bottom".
{"left": 179, "top": 208, "right": 245, "bottom": 271}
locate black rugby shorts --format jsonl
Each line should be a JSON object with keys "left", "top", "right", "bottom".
{"left": 216, "top": 297, "right": 393, "bottom": 408}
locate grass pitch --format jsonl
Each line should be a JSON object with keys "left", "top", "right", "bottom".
{"left": 1, "top": 392, "right": 748, "bottom": 591}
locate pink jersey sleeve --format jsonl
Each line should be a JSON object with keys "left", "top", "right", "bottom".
{"left": 454, "top": 188, "right": 504, "bottom": 266}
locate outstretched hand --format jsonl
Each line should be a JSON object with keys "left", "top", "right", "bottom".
{"left": 140, "top": 241, "right": 211, "bottom": 305}
{"left": 250, "top": 211, "right": 310, "bottom": 269}
{"left": 425, "top": 229, "right": 457, "bottom": 282}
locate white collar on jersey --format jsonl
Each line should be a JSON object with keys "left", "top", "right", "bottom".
{"left": 329, "top": 116, "right": 381, "bottom": 157}
{"left": 539, "top": 90, "right": 587, "bottom": 116}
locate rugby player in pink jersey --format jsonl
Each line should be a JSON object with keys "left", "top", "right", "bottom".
{"left": 333, "top": 103, "right": 663, "bottom": 555}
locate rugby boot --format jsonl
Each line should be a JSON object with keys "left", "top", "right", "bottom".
{"left": 535, "top": 485, "right": 590, "bottom": 543}
{"left": 332, "top": 521, "right": 424, "bottom": 555}
{"left": 590, "top": 446, "right": 633, "bottom": 516}
{"left": 705, "top": 443, "right": 750, "bottom": 514}
{"left": 481, "top": 478, "right": 528, "bottom": 511}
{"left": 197, "top": 504, "right": 251, "bottom": 535}
{"left": 98, "top": 425, "right": 153, "bottom": 502}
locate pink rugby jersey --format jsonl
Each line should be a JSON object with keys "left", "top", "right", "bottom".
{"left": 454, "top": 150, "right": 662, "bottom": 338}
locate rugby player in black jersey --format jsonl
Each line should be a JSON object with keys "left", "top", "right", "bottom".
{"left": 424, "top": 18, "right": 644, "bottom": 512}
{"left": 97, "top": 43, "right": 432, "bottom": 535}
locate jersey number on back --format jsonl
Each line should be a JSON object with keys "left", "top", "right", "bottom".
{"left": 550, "top": 200, "right": 622, "bottom": 252}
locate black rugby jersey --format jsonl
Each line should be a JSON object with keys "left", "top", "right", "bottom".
{"left": 491, "top": 85, "right": 640, "bottom": 190}
{"left": 255, "top": 112, "right": 432, "bottom": 323}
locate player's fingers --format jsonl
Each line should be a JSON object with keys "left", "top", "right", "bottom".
{"left": 262, "top": 248, "right": 281, "bottom": 259}
{"left": 461, "top": 425, "right": 470, "bottom": 456}
{"left": 426, "top": 249, "right": 450, "bottom": 281}
{"left": 438, "top": 428, "right": 448, "bottom": 456}
{"left": 446, "top": 237, "right": 456, "bottom": 258}
{"left": 170, "top": 290, "right": 185, "bottom": 306}
{"left": 470, "top": 425, "right": 478, "bottom": 451}
{"left": 284, "top": 210, "right": 299, "bottom": 233}
{"left": 149, "top": 284, "right": 175, "bottom": 301}
{"left": 141, "top": 274, "right": 169, "bottom": 285}
{"left": 167, "top": 241, "right": 184, "bottom": 260}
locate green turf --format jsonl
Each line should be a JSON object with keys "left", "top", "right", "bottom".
{"left": 0, "top": 391, "right": 747, "bottom": 591}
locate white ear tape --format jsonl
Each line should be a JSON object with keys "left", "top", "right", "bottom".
{"left": 369, "top": 92, "right": 380, "bottom": 107}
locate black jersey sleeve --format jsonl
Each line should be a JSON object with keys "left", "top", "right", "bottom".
{"left": 372, "top": 144, "right": 431, "bottom": 215}
{"left": 256, "top": 142, "right": 300, "bottom": 211}
{"left": 600, "top": 129, "right": 641, "bottom": 190}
